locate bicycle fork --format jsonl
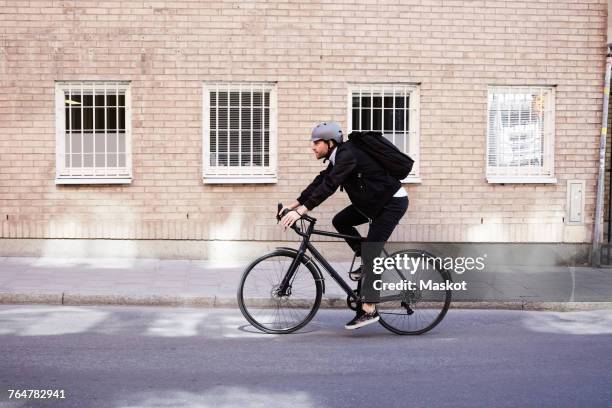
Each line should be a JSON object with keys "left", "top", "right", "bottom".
{"left": 276, "top": 253, "right": 304, "bottom": 297}
{"left": 277, "top": 222, "right": 315, "bottom": 297}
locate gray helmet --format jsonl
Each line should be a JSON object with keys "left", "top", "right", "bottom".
{"left": 311, "top": 121, "right": 343, "bottom": 144}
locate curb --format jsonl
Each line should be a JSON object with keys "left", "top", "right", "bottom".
{"left": 1, "top": 292, "right": 612, "bottom": 312}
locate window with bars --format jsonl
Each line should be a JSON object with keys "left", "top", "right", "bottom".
{"left": 347, "top": 84, "right": 420, "bottom": 181}
{"left": 487, "top": 86, "right": 556, "bottom": 183}
{"left": 55, "top": 81, "right": 131, "bottom": 184}
{"left": 203, "top": 83, "right": 277, "bottom": 183}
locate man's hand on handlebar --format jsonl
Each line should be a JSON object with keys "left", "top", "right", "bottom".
{"left": 278, "top": 201, "right": 300, "bottom": 219}
{"left": 280, "top": 204, "right": 310, "bottom": 230}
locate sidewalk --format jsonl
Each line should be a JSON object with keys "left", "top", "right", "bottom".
{"left": 0, "top": 256, "right": 611, "bottom": 311}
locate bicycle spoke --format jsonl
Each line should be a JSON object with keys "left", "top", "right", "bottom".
{"left": 376, "top": 250, "right": 451, "bottom": 334}
{"left": 239, "top": 251, "right": 321, "bottom": 333}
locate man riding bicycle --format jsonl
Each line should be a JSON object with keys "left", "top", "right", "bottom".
{"left": 279, "top": 121, "right": 409, "bottom": 330}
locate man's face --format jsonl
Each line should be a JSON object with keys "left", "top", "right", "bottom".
{"left": 311, "top": 140, "right": 329, "bottom": 160}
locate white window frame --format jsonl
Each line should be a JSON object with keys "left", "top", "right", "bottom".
{"left": 54, "top": 81, "right": 132, "bottom": 184}
{"left": 202, "top": 82, "right": 278, "bottom": 184}
{"left": 486, "top": 86, "right": 556, "bottom": 184}
{"left": 347, "top": 83, "right": 421, "bottom": 183}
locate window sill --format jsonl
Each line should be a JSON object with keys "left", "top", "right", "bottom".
{"left": 202, "top": 176, "right": 277, "bottom": 184}
{"left": 55, "top": 178, "right": 133, "bottom": 185}
{"left": 486, "top": 176, "right": 557, "bottom": 184}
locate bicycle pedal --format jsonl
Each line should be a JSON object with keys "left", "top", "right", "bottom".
{"left": 348, "top": 268, "right": 362, "bottom": 281}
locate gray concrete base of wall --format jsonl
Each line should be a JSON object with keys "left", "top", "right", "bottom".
{"left": 0, "top": 238, "right": 592, "bottom": 266}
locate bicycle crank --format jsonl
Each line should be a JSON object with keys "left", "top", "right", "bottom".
{"left": 346, "top": 289, "right": 361, "bottom": 311}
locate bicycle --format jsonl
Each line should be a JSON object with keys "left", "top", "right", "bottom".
{"left": 237, "top": 203, "right": 452, "bottom": 335}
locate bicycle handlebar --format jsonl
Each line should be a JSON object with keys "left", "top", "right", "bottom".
{"left": 276, "top": 203, "right": 364, "bottom": 241}
{"left": 276, "top": 203, "right": 316, "bottom": 235}
{"left": 276, "top": 203, "right": 285, "bottom": 222}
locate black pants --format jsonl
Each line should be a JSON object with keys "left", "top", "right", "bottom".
{"left": 332, "top": 196, "right": 409, "bottom": 303}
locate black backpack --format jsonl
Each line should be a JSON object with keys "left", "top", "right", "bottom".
{"left": 347, "top": 131, "right": 414, "bottom": 180}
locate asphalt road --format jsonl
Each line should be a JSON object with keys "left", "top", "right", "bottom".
{"left": 1, "top": 305, "right": 611, "bottom": 408}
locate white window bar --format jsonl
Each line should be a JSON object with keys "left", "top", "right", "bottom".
{"left": 92, "top": 82, "right": 96, "bottom": 174}
{"left": 104, "top": 83, "right": 107, "bottom": 169}
{"left": 80, "top": 83, "right": 84, "bottom": 175}
{"left": 350, "top": 85, "right": 414, "bottom": 150}
{"left": 250, "top": 83, "right": 253, "bottom": 170}
{"left": 381, "top": 88, "right": 385, "bottom": 135}
{"left": 215, "top": 83, "right": 219, "bottom": 168}
{"left": 56, "top": 81, "right": 131, "bottom": 183}
{"left": 68, "top": 87, "right": 73, "bottom": 174}
{"left": 392, "top": 86, "right": 396, "bottom": 147}
{"left": 203, "top": 83, "right": 277, "bottom": 182}
{"left": 115, "top": 82, "right": 119, "bottom": 173}
{"left": 358, "top": 85, "right": 362, "bottom": 132}
{"left": 405, "top": 85, "right": 408, "bottom": 151}
{"left": 370, "top": 86, "right": 373, "bottom": 134}
{"left": 403, "top": 85, "right": 407, "bottom": 152}
{"left": 348, "top": 83, "right": 420, "bottom": 181}
{"left": 238, "top": 83, "right": 242, "bottom": 170}
{"left": 259, "top": 84, "right": 266, "bottom": 172}
{"left": 227, "top": 83, "right": 230, "bottom": 172}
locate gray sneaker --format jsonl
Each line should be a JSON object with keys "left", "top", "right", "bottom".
{"left": 345, "top": 310, "right": 379, "bottom": 330}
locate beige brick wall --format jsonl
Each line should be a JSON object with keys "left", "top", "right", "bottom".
{"left": 0, "top": 0, "right": 608, "bottom": 245}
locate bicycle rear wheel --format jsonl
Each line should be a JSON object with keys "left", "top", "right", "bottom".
{"left": 377, "top": 250, "right": 452, "bottom": 335}
{"left": 237, "top": 249, "right": 323, "bottom": 334}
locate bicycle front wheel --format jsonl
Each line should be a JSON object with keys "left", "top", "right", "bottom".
{"left": 377, "top": 250, "right": 452, "bottom": 335}
{"left": 237, "top": 249, "right": 323, "bottom": 334}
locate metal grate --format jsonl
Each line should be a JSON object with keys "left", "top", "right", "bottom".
{"left": 487, "top": 86, "right": 555, "bottom": 178}
{"left": 347, "top": 84, "right": 419, "bottom": 179}
{"left": 55, "top": 81, "right": 131, "bottom": 180}
{"left": 203, "top": 83, "right": 277, "bottom": 182}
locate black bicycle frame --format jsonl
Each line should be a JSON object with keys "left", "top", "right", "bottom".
{"left": 277, "top": 216, "right": 395, "bottom": 302}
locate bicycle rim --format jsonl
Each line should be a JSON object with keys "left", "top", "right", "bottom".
{"left": 238, "top": 250, "right": 322, "bottom": 334}
{"left": 377, "top": 250, "right": 452, "bottom": 335}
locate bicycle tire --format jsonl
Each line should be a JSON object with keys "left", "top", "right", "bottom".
{"left": 237, "top": 249, "right": 323, "bottom": 334}
{"left": 376, "top": 250, "right": 452, "bottom": 335}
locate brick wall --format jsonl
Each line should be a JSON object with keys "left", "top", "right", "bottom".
{"left": 0, "top": 0, "right": 607, "bottom": 245}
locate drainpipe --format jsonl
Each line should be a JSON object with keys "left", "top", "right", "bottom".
{"left": 592, "top": 44, "right": 612, "bottom": 266}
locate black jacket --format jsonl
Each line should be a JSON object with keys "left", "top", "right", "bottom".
{"left": 296, "top": 141, "right": 402, "bottom": 219}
